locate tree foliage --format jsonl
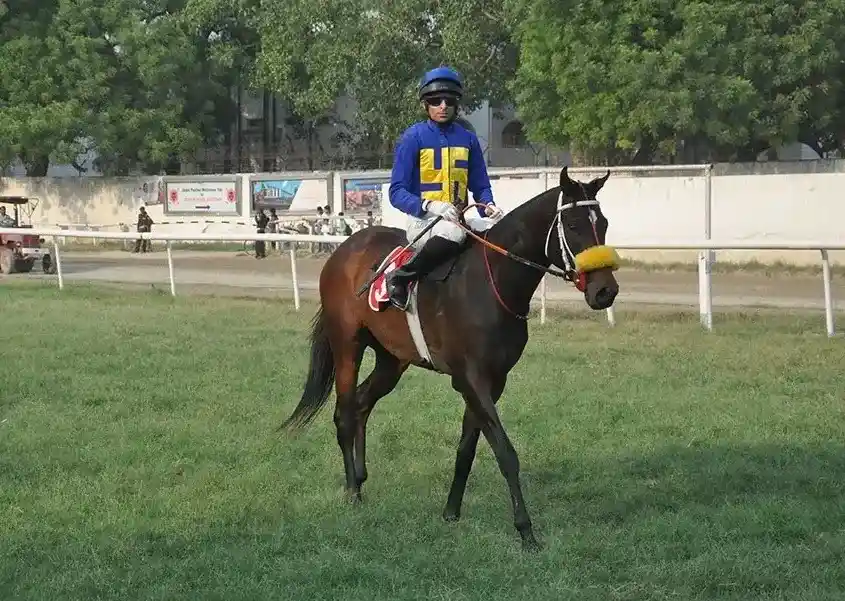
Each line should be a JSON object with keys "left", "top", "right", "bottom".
{"left": 0, "top": 0, "right": 239, "bottom": 175}
{"left": 506, "top": 0, "right": 845, "bottom": 164}
{"left": 248, "top": 0, "right": 516, "bottom": 159}
{"left": 6, "top": 0, "right": 845, "bottom": 173}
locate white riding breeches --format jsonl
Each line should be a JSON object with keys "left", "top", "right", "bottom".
{"left": 406, "top": 213, "right": 466, "bottom": 248}
{"left": 405, "top": 212, "right": 498, "bottom": 249}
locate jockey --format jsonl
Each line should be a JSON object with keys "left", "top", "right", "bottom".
{"left": 386, "top": 65, "right": 503, "bottom": 310}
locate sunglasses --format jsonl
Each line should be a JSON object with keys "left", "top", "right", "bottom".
{"left": 424, "top": 95, "right": 458, "bottom": 107}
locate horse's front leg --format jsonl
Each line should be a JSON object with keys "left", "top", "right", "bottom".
{"left": 443, "top": 374, "right": 507, "bottom": 522}
{"left": 442, "top": 407, "right": 481, "bottom": 521}
{"left": 453, "top": 370, "right": 540, "bottom": 551}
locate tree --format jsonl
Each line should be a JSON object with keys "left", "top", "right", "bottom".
{"left": 347, "top": 0, "right": 517, "bottom": 148}
{"left": 0, "top": 0, "right": 242, "bottom": 176}
{"left": 506, "top": 0, "right": 845, "bottom": 164}
{"left": 0, "top": 1, "right": 94, "bottom": 175}
{"left": 249, "top": 0, "right": 517, "bottom": 157}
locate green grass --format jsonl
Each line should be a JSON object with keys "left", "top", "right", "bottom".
{"left": 1, "top": 283, "right": 843, "bottom": 600}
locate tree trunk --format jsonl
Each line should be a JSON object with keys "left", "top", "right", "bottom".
{"left": 22, "top": 153, "right": 50, "bottom": 177}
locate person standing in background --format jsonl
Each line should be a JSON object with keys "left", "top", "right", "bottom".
{"left": 267, "top": 208, "right": 279, "bottom": 252}
{"left": 133, "top": 206, "right": 154, "bottom": 253}
{"left": 254, "top": 209, "right": 269, "bottom": 258}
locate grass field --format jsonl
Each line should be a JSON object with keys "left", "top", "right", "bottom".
{"left": 1, "top": 282, "right": 844, "bottom": 601}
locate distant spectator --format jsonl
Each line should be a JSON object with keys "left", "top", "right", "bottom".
{"left": 132, "top": 206, "right": 153, "bottom": 253}
{"left": 335, "top": 211, "right": 353, "bottom": 236}
{"left": 0, "top": 206, "right": 15, "bottom": 227}
{"left": 267, "top": 208, "right": 279, "bottom": 251}
{"left": 316, "top": 206, "right": 330, "bottom": 253}
{"left": 254, "top": 209, "right": 269, "bottom": 258}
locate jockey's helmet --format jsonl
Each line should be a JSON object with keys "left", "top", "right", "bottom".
{"left": 419, "top": 66, "right": 463, "bottom": 101}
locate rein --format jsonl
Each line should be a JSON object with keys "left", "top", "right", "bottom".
{"left": 456, "top": 197, "right": 612, "bottom": 320}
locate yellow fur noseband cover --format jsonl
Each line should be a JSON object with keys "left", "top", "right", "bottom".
{"left": 574, "top": 245, "right": 620, "bottom": 272}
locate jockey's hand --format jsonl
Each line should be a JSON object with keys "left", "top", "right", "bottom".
{"left": 424, "top": 200, "right": 459, "bottom": 222}
{"left": 484, "top": 203, "right": 504, "bottom": 220}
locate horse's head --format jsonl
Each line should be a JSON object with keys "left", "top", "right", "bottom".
{"left": 546, "top": 166, "right": 620, "bottom": 310}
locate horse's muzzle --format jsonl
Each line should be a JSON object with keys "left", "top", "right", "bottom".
{"left": 584, "top": 268, "right": 619, "bottom": 310}
{"left": 589, "top": 284, "right": 618, "bottom": 310}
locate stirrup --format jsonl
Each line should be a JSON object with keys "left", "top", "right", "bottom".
{"left": 387, "top": 279, "right": 411, "bottom": 311}
{"left": 388, "top": 288, "right": 410, "bottom": 311}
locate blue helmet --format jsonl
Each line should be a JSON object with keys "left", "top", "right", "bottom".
{"left": 418, "top": 66, "right": 463, "bottom": 100}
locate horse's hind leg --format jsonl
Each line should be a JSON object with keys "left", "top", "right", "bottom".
{"left": 353, "top": 344, "right": 408, "bottom": 492}
{"left": 332, "top": 333, "right": 366, "bottom": 503}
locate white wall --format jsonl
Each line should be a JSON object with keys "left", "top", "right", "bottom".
{"left": 3, "top": 162, "right": 844, "bottom": 266}
{"left": 380, "top": 164, "right": 845, "bottom": 266}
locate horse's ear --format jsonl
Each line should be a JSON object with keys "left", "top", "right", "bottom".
{"left": 559, "top": 165, "right": 579, "bottom": 197}
{"left": 559, "top": 166, "right": 570, "bottom": 187}
{"left": 586, "top": 170, "right": 610, "bottom": 196}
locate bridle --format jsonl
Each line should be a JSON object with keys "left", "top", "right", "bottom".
{"left": 456, "top": 188, "right": 616, "bottom": 320}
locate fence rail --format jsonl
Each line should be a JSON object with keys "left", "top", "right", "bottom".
{"left": 1, "top": 228, "right": 841, "bottom": 337}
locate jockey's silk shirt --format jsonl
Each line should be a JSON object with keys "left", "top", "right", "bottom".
{"left": 389, "top": 120, "right": 494, "bottom": 218}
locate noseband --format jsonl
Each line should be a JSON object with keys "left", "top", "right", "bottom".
{"left": 543, "top": 194, "right": 619, "bottom": 293}
{"left": 458, "top": 190, "right": 620, "bottom": 320}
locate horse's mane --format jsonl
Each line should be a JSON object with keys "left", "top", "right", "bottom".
{"left": 483, "top": 185, "right": 560, "bottom": 240}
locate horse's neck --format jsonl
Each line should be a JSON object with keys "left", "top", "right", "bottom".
{"left": 483, "top": 193, "right": 558, "bottom": 316}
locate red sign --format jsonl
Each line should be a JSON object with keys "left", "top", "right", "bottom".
{"left": 169, "top": 189, "right": 179, "bottom": 204}
{"left": 227, "top": 189, "right": 236, "bottom": 203}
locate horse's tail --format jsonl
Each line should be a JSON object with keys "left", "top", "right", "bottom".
{"left": 279, "top": 306, "right": 336, "bottom": 431}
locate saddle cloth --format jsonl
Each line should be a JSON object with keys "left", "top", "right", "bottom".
{"left": 367, "top": 246, "right": 414, "bottom": 312}
{"left": 367, "top": 246, "right": 434, "bottom": 367}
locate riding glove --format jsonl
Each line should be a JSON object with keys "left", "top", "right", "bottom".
{"left": 423, "top": 200, "right": 460, "bottom": 222}
{"left": 484, "top": 204, "right": 504, "bottom": 220}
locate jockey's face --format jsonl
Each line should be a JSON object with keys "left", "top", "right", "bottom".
{"left": 424, "top": 94, "right": 458, "bottom": 123}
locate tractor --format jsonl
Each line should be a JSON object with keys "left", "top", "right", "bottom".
{"left": 0, "top": 196, "right": 57, "bottom": 275}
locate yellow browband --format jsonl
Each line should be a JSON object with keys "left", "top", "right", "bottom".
{"left": 573, "top": 245, "right": 621, "bottom": 273}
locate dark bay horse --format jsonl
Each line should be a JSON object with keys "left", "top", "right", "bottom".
{"left": 281, "top": 166, "right": 620, "bottom": 551}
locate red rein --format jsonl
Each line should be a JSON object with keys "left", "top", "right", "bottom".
{"left": 457, "top": 203, "right": 593, "bottom": 319}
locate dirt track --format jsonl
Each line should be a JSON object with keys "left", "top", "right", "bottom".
{"left": 3, "top": 248, "right": 840, "bottom": 314}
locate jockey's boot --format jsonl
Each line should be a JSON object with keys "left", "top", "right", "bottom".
{"left": 387, "top": 236, "right": 462, "bottom": 311}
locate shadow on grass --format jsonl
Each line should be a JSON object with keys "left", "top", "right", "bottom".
{"left": 526, "top": 441, "right": 844, "bottom": 526}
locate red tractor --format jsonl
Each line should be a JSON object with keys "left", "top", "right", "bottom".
{"left": 0, "top": 196, "right": 57, "bottom": 274}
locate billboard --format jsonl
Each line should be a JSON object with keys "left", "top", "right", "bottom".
{"left": 164, "top": 178, "right": 240, "bottom": 216}
{"left": 343, "top": 178, "right": 387, "bottom": 213}
{"left": 130, "top": 177, "right": 164, "bottom": 207}
{"left": 251, "top": 176, "right": 331, "bottom": 213}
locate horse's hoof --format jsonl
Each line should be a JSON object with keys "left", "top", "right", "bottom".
{"left": 442, "top": 509, "right": 460, "bottom": 522}
{"left": 521, "top": 535, "right": 542, "bottom": 553}
{"left": 346, "top": 491, "right": 363, "bottom": 505}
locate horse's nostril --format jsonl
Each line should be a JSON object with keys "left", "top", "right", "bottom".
{"left": 595, "top": 286, "right": 618, "bottom": 306}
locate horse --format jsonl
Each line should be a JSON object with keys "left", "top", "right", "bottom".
{"left": 280, "top": 166, "right": 620, "bottom": 551}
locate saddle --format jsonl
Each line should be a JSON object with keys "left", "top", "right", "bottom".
{"left": 367, "top": 237, "right": 471, "bottom": 313}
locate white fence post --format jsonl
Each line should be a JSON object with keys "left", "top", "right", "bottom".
{"left": 289, "top": 247, "right": 301, "bottom": 311}
{"left": 166, "top": 241, "right": 176, "bottom": 296}
{"left": 52, "top": 237, "right": 64, "bottom": 290}
{"left": 821, "top": 249, "right": 835, "bottom": 337}
{"left": 540, "top": 275, "right": 546, "bottom": 324}
{"left": 698, "top": 164, "right": 714, "bottom": 331}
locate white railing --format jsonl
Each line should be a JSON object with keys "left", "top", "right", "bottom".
{"left": 1, "top": 228, "right": 841, "bottom": 337}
